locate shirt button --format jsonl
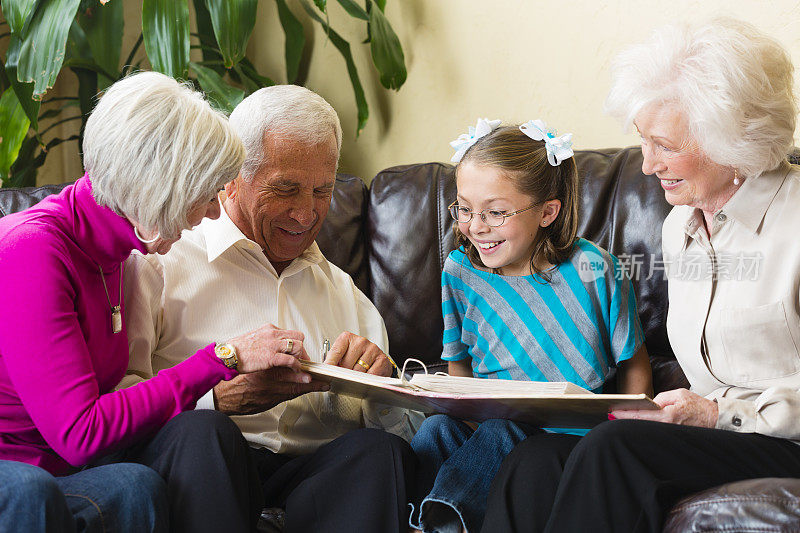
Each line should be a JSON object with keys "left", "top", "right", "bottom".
{"left": 715, "top": 213, "right": 727, "bottom": 223}
{"left": 380, "top": 408, "right": 390, "bottom": 416}
{"left": 732, "top": 416, "right": 742, "bottom": 427}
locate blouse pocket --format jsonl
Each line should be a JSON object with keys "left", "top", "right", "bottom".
{"left": 721, "top": 300, "right": 800, "bottom": 383}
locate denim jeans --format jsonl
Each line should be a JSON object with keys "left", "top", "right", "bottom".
{"left": 0, "top": 459, "right": 168, "bottom": 533}
{"left": 409, "top": 415, "right": 538, "bottom": 533}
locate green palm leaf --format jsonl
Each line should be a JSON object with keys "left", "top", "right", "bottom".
{"left": 367, "top": 0, "right": 405, "bottom": 90}
{"left": 142, "top": 0, "right": 190, "bottom": 79}
{"left": 15, "top": 0, "right": 83, "bottom": 98}
{"left": 190, "top": 62, "right": 245, "bottom": 114}
{"left": 275, "top": 0, "right": 305, "bottom": 83}
{"left": 203, "top": 0, "right": 258, "bottom": 69}
{"left": 77, "top": 0, "right": 123, "bottom": 89}
{"left": 0, "top": 87, "right": 31, "bottom": 182}
{"left": 1, "top": 0, "right": 37, "bottom": 35}
{"left": 300, "top": 0, "right": 368, "bottom": 137}
{"left": 4, "top": 36, "right": 39, "bottom": 130}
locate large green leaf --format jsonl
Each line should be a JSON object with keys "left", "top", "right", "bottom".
{"left": 203, "top": 0, "right": 257, "bottom": 69}
{"left": 313, "top": 0, "right": 326, "bottom": 11}
{"left": 77, "top": 0, "right": 123, "bottom": 89}
{"left": 274, "top": 0, "right": 304, "bottom": 83}
{"left": 4, "top": 35, "right": 39, "bottom": 130}
{"left": 335, "top": 0, "right": 367, "bottom": 20}
{"left": 0, "top": 88, "right": 31, "bottom": 181}
{"left": 15, "top": 0, "right": 83, "bottom": 98}
{"left": 190, "top": 62, "right": 244, "bottom": 114}
{"left": 301, "top": 0, "right": 367, "bottom": 136}
{"left": 142, "top": 0, "right": 190, "bottom": 79}
{"left": 233, "top": 57, "right": 275, "bottom": 94}
{"left": 65, "top": 19, "right": 97, "bottom": 148}
{"left": 374, "top": 0, "right": 386, "bottom": 11}
{"left": 367, "top": 0, "right": 405, "bottom": 90}
{"left": 191, "top": 0, "right": 224, "bottom": 76}
{"left": 1, "top": 0, "right": 38, "bottom": 35}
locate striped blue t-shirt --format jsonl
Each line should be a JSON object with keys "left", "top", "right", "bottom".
{"left": 441, "top": 238, "right": 643, "bottom": 396}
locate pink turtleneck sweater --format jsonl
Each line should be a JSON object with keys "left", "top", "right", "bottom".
{"left": 0, "top": 176, "right": 237, "bottom": 475}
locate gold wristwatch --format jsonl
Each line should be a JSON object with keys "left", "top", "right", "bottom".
{"left": 214, "top": 342, "right": 239, "bottom": 370}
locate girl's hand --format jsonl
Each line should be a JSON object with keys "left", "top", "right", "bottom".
{"left": 228, "top": 323, "right": 310, "bottom": 374}
{"left": 610, "top": 388, "right": 718, "bottom": 428}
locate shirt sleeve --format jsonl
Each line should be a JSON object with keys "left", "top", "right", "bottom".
{"left": 441, "top": 256, "right": 470, "bottom": 362}
{"left": 707, "top": 385, "right": 800, "bottom": 440}
{"left": 604, "top": 251, "right": 645, "bottom": 366}
{"left": 121, "top": 252, "right": 223, "bottom": 413}
{"left": 0, "top": 231, "right": 235, "bottom": 467}
{"left": 118, "top": 252, "right": 163, "bottom": 390}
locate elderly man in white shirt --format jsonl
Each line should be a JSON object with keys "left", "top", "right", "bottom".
{"left": 121, "top": 85, "right": 420, "bottom": 532}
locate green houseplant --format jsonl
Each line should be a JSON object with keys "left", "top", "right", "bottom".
{"left": 0, "top": 0, "right": 406, "bottom": 187}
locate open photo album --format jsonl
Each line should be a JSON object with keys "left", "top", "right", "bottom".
{"left": 299, "top": 360, "right": 659, "bottom": 428}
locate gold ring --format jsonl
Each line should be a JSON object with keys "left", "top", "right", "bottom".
{"left": 356, "top": 359, "right": 371, "bottom": 371}
{"left": 286, "top": 339, "right": 294, "bottom": 352}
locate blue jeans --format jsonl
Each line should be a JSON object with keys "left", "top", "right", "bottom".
{"left": 0, "top": 460, "right": 168, "bottom": 533}
{"left": 410, "top": 415, "right": 537, "bottom": 533}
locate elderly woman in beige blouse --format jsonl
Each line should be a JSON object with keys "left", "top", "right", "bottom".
{"left": 481, "top": 18, "right": 800, "bottom": 533}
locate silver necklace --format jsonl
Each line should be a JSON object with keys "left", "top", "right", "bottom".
{"left": 98, "top": 263, "right": 123, "bottom": 334}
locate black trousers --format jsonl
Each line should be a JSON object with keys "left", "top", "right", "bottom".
{"left": 251, "top": 428, "right": 416, "bottom": 533}
{"left": 97, "top": 410, "right": 262, "bottom": 533}
{"left": 482, "top": 420, "right": 800, "bottom": 533}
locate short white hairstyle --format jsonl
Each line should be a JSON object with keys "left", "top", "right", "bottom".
{"left": 84, "top": 71, "right": 245, "bottom": 239}
{"left": 228, "top": 85, "right": 342, "bottom": 181}
{"left": 605, "top": 18, "right": 797, "bottom": 178}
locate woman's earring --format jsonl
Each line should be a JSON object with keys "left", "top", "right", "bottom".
{"left": 134, "top": 227, "right": 160, "bottom": 244}
{"left": 733, "top": 169, "right": 740, "bottom": 186}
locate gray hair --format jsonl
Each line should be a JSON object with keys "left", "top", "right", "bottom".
{"left": 84, "top": 71, "right": 245, "bottom": 240}
{"left": 605, "top": 18, "right": 797, "bottom": 178}
{"left": 228, "top": 85, "right": 342, "bottom": 181}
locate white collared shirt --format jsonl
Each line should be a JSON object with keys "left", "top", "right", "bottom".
{"left": 121, "top": 205, "right": 421, "bottom": 454}
{"left": 663, "top": 161, "right": 800, "bottom": 441}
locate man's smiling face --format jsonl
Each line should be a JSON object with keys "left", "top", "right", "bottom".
{"left": 225, "top": 133, "right": 338, "bottom": 274}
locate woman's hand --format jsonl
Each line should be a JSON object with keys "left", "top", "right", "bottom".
{"left": 610, "top": 388, "right": 719, "bottom": 428}
{"left": 228, "top": 323, "right": 310, "bottom": 374}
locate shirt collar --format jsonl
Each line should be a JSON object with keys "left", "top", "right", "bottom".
{"left": 722, "top": 161, "right": 791, "bottom": 233}
{"left": 203, "top": 202, "right": 326, "bottom": 272}
{"left": 680, "top": 161, "right": 791, "bottom": 241}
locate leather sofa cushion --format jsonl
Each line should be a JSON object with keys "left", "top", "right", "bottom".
{"left": 664, "top": 478, "right": 800, "bottom": 532}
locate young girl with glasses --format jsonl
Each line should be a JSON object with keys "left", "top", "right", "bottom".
{"left": 408, "top": 120, "right": 653, "bottom": 533}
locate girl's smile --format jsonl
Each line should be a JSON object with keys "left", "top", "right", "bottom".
{"left": 456, "top": 162, "right": 547, "bottom": 276}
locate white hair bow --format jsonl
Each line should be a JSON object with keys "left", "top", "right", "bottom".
{"left": 449, "top": 118, "right": 502, "bottom": 163}
{"left": 519, "top": 119, "right": 574, "bottom": 166}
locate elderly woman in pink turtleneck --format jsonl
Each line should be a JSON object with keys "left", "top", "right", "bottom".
{"left": 0, "top": 72, "right": 323, "bottom": 533}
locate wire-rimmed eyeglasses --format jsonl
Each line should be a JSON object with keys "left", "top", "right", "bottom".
{"left": 448, "top": 201, "right": 539, "bottom": 227}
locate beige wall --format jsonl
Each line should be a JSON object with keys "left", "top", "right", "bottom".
{"left": 39, "top": 0, "right": 800, "bottom": 185}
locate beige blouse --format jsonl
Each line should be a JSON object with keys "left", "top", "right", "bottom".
{"left": 663, "top": 161, "right": 800, "bottom": 441}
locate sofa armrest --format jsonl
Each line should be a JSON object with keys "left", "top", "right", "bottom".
{"left": 664, "top": 478, "right": 800, "bottom": 532}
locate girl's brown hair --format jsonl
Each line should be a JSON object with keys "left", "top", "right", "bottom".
{"left": 453, "top": 126, "right": 579, "bottom": 279}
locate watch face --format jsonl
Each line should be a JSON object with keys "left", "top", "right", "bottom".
{"left": 217, "top": 345, "right": 233, "bottom": 358}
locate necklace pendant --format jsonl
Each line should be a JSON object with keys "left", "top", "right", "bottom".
{"left": 111, "top": 306, "right": 122, "bottom": 334}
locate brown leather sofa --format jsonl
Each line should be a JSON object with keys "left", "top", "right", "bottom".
{"left": 2, "top": 146, "right": 800, "bottom": 531}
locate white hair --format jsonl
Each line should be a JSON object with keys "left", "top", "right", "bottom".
{"left": 605, "top": 18, "right": 797, "bottom": 178}
{"left": 228, "top": 85, "right": 342, "bottom": 181}
{"left": 84, "top": 71, "right": 245, "bottom": 239}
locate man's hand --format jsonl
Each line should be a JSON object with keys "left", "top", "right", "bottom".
{"left": 213, "top": 367, "right": 329, "bottom": 415}
{"left": 323, "top": 331, "right": 394, "bottom": 377}
{"left": 610, "top": 388, "right": 718, "bottom": 428}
